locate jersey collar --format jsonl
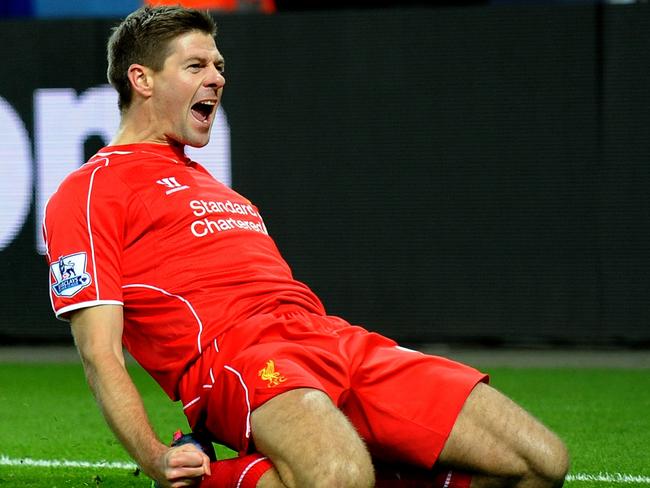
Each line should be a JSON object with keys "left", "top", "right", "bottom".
{"left": 100, "top": 142, "right": 191, "bottom": 165}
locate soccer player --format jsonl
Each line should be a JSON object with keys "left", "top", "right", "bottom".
{"left": 43, "top": 6, "right": 569, "bottom": 488}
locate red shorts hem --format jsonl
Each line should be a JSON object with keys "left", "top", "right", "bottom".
{"left": 179, "top": 310, "right": 487, "bottom": 465}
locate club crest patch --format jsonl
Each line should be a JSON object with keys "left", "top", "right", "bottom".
{"left": 258, "top": 360, "right": 287, "bottom": 387}
{"left": 50, "top": 252, "right": 92, "bottom": 297}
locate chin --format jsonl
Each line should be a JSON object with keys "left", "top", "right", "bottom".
{"left": 187, "top": 140, "right": 210, "bottom": 148}
{"left": 178, "top": 133, "right": 211, "bottom": 148}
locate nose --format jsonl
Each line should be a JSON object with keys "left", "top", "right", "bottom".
{"left": 206, "top": 64, "right": 226, "bottom": 89}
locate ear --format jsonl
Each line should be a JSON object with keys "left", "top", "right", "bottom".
{"left": 127, "top": 64, "right": 154, "bottom": 99}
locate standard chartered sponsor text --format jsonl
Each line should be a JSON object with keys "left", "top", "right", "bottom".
{"left": 190, "top": 199, "right": 259, "bottom": 218}
{"left": 189, "top": 199, "right": 268, "bottom": 237}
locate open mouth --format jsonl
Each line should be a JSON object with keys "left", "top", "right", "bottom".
{"left": 191, "top": 100, "right": 217, "bottom": 123}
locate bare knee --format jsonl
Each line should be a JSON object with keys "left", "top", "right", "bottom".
{"left": 293, "top": 391, "right": 374, "bottom": 487}
{"left": 440, "top": 383, "right": 569, "bottom": 488}
{"left": 522, "top": 433, "right": 570, "bottom": 488}
{"left": 252, "top": 388, "right": 374, "bottom": 488}
{"left": 291, "top": 456, "right": 374, "bottom": 488}
{"left": 311, "top": 454, "right": 375, "bottom": 488}
{"left": 499, "top": 418, "right": 569, "bottom": 488}
{"left": 473, "top": 434, "right": 569, "bottom": 488}
{"left": 487, "top": 427, "right": 570, "bottom": 488}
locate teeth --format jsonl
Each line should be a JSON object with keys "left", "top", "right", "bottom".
{"left": 201, "top": 101, "right": 216, "bottom": 105}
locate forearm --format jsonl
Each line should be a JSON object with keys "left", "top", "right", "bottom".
{"left": 80, "top": 349, "right": 167, "bottom": 480}
{"left": 71, "top": 305, "right": 209, "bottom": 487}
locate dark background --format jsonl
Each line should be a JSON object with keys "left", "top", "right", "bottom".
{"left": 1, "top": 3, "right": 648, "bottom": 346}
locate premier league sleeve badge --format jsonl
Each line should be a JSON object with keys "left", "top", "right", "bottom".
{"left": 50, "top": 252, "right": 92, "bottom": 297}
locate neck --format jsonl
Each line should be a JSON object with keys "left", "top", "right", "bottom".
{"left": 110, "top": 105, "right": 177, "bottom": 148}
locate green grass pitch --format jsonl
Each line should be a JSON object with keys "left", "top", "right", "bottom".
{"left": 0, "top": 359, "right": 648, "bottom": 487}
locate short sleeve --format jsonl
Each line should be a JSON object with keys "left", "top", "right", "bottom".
{"left": 43, "top": 164, "right": 126, "bottom": 320}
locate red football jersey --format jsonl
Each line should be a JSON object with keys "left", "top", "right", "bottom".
{"left": 44, "top": 143, "right": 325, "bottom": 399}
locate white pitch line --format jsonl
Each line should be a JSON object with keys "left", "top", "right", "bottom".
{"left": 567, "top": 472, "right": 650, "bottom": 484}
{"left": 1, "top": 455, "right": 649, "bottom": 485}
{"left": 0, "top": 454, "right": 137, "bottom": 470}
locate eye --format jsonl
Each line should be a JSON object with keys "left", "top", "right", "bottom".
{"left": 214, "top": 59, "right": 225, "bottom": 72}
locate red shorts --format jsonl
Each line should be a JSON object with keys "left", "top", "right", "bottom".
{"left": 179, "top": 307, "right": 487, "bottom": 468}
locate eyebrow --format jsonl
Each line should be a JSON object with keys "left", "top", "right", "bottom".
{"left": 186, "top": 55, "right": 225, "bottom": 69}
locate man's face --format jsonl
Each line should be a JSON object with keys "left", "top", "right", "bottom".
{"left": 150, "top": 31, "right": 225, "bottom": 148}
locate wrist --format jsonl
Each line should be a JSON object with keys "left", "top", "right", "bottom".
{"left": 137, "top": 441, "right": 170, "bottom": 482}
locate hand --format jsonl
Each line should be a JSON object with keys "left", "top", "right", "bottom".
{"left": 158, "top": 443, "right": 212, "bottom": 487}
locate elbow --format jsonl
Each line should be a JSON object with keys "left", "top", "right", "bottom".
{"left": 78, "top": 346, "right": 126, "bottom": 372}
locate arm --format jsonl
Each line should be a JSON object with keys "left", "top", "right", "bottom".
{"left": 70, "top": 305, "right": 211, "bottom": 487}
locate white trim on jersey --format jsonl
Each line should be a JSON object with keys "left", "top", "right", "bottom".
{"left": 202, "top": 367, "right": 216, "bottom": 389}
{"left": 93, "top": 150, "right": 133, "bottom": 157}
{"left": 182, "top": 396, "right": 201, "bottom": 410}
{"left": 86, "top": 158, "right": 110, "bottom": 300}
{"left": 237, "top": 456, "right": 269, "bottom": 488}
{"left": 55, "top": 300, "right": 124, "bottom": 322}
{"left": 121, "top": 283, "right": 205, "bottom": 355}
{"left": 224, "top": 365, "right": 252, "bottom": 439}
{"left": 42, "top": 196, "right": 52, "bottom": 262}
{"left": 43, "top": 195, "right": 58, "bottom": 315}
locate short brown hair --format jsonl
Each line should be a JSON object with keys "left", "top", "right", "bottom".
{"left": 107, "top": 6, "right": 217, "bottom": 112}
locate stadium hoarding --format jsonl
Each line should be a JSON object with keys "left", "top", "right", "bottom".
{"left": 0, "top": 5, "right": 648, "bottom": 345}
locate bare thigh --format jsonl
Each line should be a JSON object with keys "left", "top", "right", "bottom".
{"left": 439, "top": 383, "right": 569, "bottom": 487}
{"left": 251, "top": 388, "right": 374, "bottom": 488}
